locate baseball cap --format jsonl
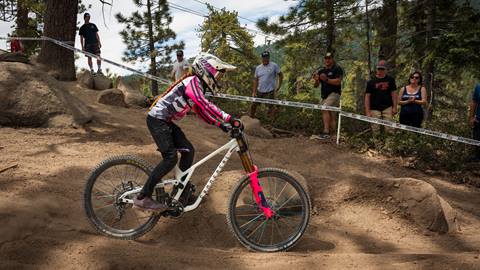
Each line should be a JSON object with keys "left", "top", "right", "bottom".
{"left": 176, "top": 50, "right": 184, "bottom": 56}
{"left": 376, "top": 60, "right": 387, "bottom": 69}
{"left": 261, "top": 51, "right": 270, "bottom": 58}
{"left": 324, "top": 52, "right": 334, "bottom": 58}
{"left": 84, "top": 13, "right": 90, "bottom": 18}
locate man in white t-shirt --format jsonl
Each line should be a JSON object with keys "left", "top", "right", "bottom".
{"left": 249, "top": 51, "right": 283, "bottom": 119}
{"left": 171, "top": 50, "right": 189, "bottom": 81}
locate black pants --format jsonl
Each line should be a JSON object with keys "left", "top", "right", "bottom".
{"left": 141, "top": 115, "right": 194, "bottom": 197}
{"left": 474, "top": 122, "right": 480, "bottom": 159}
{"left": 399, "top": 111, "right": 423, "bottom": 128}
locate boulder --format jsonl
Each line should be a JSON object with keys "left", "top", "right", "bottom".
{"left": 78, "top": 71, "right": 94, "bottom": 89}
{"left": 117, "top": 77, "right": 147, "bottom": 107}
{"left": 240, "top": 115, "right": 273, "bottom": 139}
{"left": 93, "top": 74, "right": 113, "bottom": 90}
{"left": 0, "top": 62, "right": 92, "bottom": 127}
{"left": 390, "top": 178, "right": 458, "bottom": 234}
{"left": 97, "top": 88, "right": 128, "bottom": 107}
{"left": 0, "top": 52, "right": 29, "bottom": 63}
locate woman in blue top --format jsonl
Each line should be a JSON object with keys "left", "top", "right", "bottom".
{"left": 398, "top": 71, "right": 427, "bottom": 128}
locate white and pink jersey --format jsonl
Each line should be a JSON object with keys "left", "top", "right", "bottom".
{"left": 148, "top": 75, "right": 231, "bottom": 126}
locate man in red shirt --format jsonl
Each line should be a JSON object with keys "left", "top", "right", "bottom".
{"left": 10, "top": 38, "right": 24, "bottom": 53}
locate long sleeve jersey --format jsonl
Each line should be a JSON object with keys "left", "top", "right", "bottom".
{"left": 148, "top": 75, "right": 231, "bottom": 126}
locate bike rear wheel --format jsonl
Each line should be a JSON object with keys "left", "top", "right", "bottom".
{"left": 83, "top": 155, "right": 161, "bottom": 240}
{"left": 227, "top": 168, "right": 311, "bottom": 252}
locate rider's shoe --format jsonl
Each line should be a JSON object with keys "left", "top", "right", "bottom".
{"left": 133, "top": 196, "right": 168, "bottom": 213}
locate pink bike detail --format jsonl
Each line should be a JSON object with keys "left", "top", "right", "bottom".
{"left": 249, "top": 166, "right": 274, "bottom": 218}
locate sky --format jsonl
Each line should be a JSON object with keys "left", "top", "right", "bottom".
{"left": 0, "top": 0, "right": 295, "bottom": 75}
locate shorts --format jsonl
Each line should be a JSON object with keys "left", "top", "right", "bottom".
{"left": 85, "top": 43, "right": 101, "bottom": 55}
{"left": 321, "top": 92, "right": 340, "bottom": 107}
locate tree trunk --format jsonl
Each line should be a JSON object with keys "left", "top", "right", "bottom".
{"left": 146, "top": 0, "right": 158, "bottom": 96}
{"left": 412, "top": 0, "right": 426, "bottom": 67}
{"left": 378, "top": 0, "right": 397, "bottom": 76}
{"left": 355, "top": 66, "right": 366, "bottom": 114}
{"left": 364, "top": 0, "right": 372, "bottom": 79}
{"left": 325, "top": 0, "right": 335, "bottom": 52}
{"left": 15, "top": 0, "right": 28, "bottom": 34}
{"left": 424, "top": 0, "right": 436, "bottom": 120}
{"left": 37, "top": 0, "right": 78, "bottom": 81}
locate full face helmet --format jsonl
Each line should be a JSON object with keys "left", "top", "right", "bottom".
{"left": 192, "top": 52, "right": 236, "bottom": 93}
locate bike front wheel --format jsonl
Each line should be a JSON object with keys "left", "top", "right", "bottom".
{"left": 227, "top": 168, "right": 311, "bottom": 252}
{"left": 83, "top": 155, "right": 161, "bottom": 240}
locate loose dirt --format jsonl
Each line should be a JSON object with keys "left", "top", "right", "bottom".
{"left": 1, "top": 80, "right": 480, "bottom": 269}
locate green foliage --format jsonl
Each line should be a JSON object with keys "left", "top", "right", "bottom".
{"left": 197, "top": 5, "right": 257, "bottom": 96}
{"left": 251, "top": 0, "right": 480, "bottom": 172}
{"left": 116, "top": 0, "right": 183, "bottom": 88}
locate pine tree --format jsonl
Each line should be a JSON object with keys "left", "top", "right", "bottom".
{"left": 197, "top": 5, "right": 257, "bottom": 96}
{"left": 116, "top": 0, "right": 183, "bottom": 96}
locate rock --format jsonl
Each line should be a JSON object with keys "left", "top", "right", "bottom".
{"left": 0, "top": 52, "right": 29, "bottom": 63}
{"left": 240, "top": 116, "right": 273, "bottom": 139}
{"left": 390, "top": 178, "right": 457, "bottom": 234}
{"left": 47, "top": 114, "right": 75, "bottom": 128}
{"left": 97, "top": 89, "right": 127, "bottom": 107}
{"left": 0, "top": 62, "right": 65, "bottom": 126}
{"left": 117, "top": 77, "right": 147, "bottom": 107}
{"left": 93, "top": 74, "right": 113, "bottom": 90}
{"left": 0, "top": 62, "right": 92, "bottom": 127}
{"left": 78, "top": 71, "right": 94, "bottom": 89}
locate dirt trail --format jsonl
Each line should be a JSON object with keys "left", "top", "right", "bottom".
{"left": 1, "top": 82, "right": 480, "bottom": 269}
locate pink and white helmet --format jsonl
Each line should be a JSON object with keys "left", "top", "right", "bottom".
{"left": 192, "top": 52, "right": 236, "bottom": 92}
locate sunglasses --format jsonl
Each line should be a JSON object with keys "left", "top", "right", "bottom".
{"left": 377, "top": 68, "right": 386, "bottom": 71}
{"left": 410, "top": 76, "right": 420, "bottom": 79}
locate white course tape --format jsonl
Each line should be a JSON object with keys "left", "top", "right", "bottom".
{"left": 340, "top": 112, "right": 480, "bottom": 146}
{"left": 208, "top": 93, "right": 341, "bottom": 112}
{"left": 2, "top": 36, "right": 479, "bottom": 147}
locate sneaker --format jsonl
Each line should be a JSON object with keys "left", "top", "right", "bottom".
{"left": 97, "top": 69, "right": 103, "bottom": 75}
{"left": 310, "top": 133, "right": 330, "bottom": 140}
{"left": 90, "top": 69, "right": 96, "bottom": 76}
{"left": 133, "top": 196, "right": 168, "bottom": 213}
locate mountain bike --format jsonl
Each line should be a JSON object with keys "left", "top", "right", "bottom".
{"left": 83, "top": 120, "right": 311, "bottom": 252}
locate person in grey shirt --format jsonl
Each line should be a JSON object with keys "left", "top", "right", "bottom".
{"left": 249, "top": 51, "right": 283, "bottom": 119}
{"left": 171, "top": 50, "right": 190, "bottom": 81}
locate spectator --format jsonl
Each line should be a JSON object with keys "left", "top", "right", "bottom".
{"left": 312, "top": 52, "right": 344, "bottom": 140}
{"left": 249, "top": 51, "right": 283, "bottom": 120}
{"left": 10, "top": 37, "right": 24, "bottom": 53}
{"left": 79, "top": 12, "right": 102, "bottom": 75}
{"left": 171, "top": 49, "right": 189, "bottom": 81}
{"left": 365, "top": 60, "right": 398, "bottom": 134}
{"left": 469, "top": 84, "right": 480, "bottom": 162}
{"left": 398, "top": 71, "right": 427, "bottom": 127}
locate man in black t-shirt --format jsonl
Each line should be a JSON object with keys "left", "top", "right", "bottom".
{"left": 365, "top": 60, "right": 398, "bottom": 134}
{"left": 79, "top": 13, "right": 102, "bottom": 75}
{"left": 311, "top": 52, "right": 344, "bottom": 140}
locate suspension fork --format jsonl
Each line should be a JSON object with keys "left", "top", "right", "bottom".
{"left": 235, "top": 134, "right": 274, "bottom": 218}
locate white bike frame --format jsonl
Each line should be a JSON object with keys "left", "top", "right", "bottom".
{"left": 119, "top": 138, "right": 239, "bottom": 212}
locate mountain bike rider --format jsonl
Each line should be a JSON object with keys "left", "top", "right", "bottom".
{"left": 133, "top": 53, "right": 238, "bottom": 212}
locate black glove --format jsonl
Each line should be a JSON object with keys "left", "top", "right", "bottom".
{"left": 219, "top": 122, "right": 232, "bottom": 133}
